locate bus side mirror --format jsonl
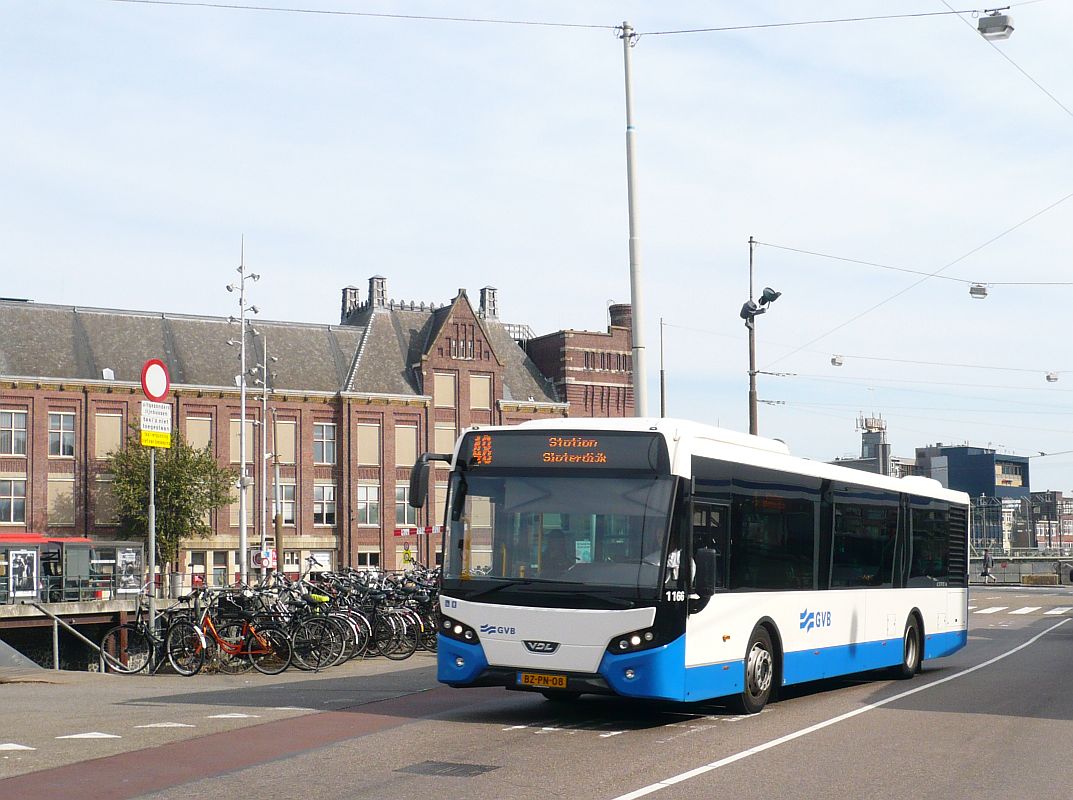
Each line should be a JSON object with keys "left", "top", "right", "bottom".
{"left": 409, "top": 452, "right": 453, "bottom": 508}
{"left": 694, "top": 548, "right": 719, "bottom": 597}
{"left": 408, "top": 459, "right": 430, "bottom": 509}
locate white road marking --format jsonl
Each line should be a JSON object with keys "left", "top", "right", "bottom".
{"left": 502, "top": 725, "right": 529, "bottom": 731}
{"left": 1045, "top": 607, "right": 1073, "bottom": 615}
{"left": 56, "top": 732, "right": 121, "bottom": 739}
{"left": 599, "top": 731, "right": 626, "bottom": 738}
{"left": 135, "top": 723, "right": 196, "bottom": 728}
{"left": 207, "top": 713, "right": 260, "bottom": 719}
{"left": 272, "top": 707, "right": 316, "bottom": 712}
{"left": 1009, "top": 607, "right": 1042, "bottom": 615}
{"left": 973, "top": 607, "right": 1008, "bottom": 614}
{"left": 0, "top": 743, "right": 35, "bottom": 751}
{"left": 967, "top": 606, "right": 976, "bottom": 611}
{"left": 608, "top": 619, "right": 1070, "bottom": 800}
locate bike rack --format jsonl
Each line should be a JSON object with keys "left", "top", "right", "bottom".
{"left": 20, "top": 601, "right": 103, "bottom": 671}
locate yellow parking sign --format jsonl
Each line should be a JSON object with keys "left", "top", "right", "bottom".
{"left": 140, "top": 429, "right": 172, "bottom": 448}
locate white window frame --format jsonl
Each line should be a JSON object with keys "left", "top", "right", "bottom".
{"left": 313, "top": 484, "right": 337, "bottom": 526}
{"left": 49, "top": 411, "right": 76, "bottom": 457}
{"left": 313, "top": 422, "right": 337, "bottom": 465}
{"left": 0, "top": 478, "right": 27, "bottom": 524}
{"left": 0, "top": 410, "right": 28, "bottom": 456}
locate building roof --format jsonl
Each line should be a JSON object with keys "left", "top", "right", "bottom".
{"left": 0, "top": 300, "right": 362, "bottom": 393}
{"left": 0, "top": 296, "right": 560, "bottom": 402}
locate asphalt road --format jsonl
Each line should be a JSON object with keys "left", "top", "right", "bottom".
{"left": 3, "top": 585, "right": 1072, "bottom": 800}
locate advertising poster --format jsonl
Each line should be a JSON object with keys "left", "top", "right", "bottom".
{"left": 10, "top": 549, "right": 38, "bottom": 598}
{"left": 117, "top": 547, "right": 144, "bottom": 594}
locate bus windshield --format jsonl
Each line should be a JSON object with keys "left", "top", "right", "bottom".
{"left": 443, "top": 472, "right": 675, "bottom": 596}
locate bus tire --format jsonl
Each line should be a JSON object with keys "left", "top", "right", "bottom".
{"left": 731, "top": 626, "right": 775, "bottom": 714}
{"left": 891, "top": 617, "right": 922, "bottom": 679}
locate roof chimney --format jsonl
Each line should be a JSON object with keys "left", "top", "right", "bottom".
{"left": 480, "top": 286, "right": 498, "bottom": 319}
{"left": 609, "top": 303, "right": 632, "bottom": 331}
{"left": 340, "top": 285, "right": 361, "bottom": 324}
{"left": 369, "top": 275, "right": 387, "bottom": 308}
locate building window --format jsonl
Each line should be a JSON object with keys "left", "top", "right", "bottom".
{"left": 470, "top": 375, "right": 492, "bottom": 410}
{"left": 0, "top": 479, "right": 27, "bottom": 524}
{"left": 212, "top": 551, "right": 229, "bottom": 587}
{"left": 229, "top": 482, "right": 255, "bottom": 528}
{"left": 356, "top": 484, "right": 380, "bottom": 526}
{"left": 356, "top": 549, "right": 381, "bottom": 570}
{"left": 434, "top": 482, "right": 448, "bottom": 523}
{"left": 283, "top": 550, "right": 300, "bottom": 571}
{"left": 274, "top": 420, "right": 297, "bottom": 465}
{"left": 49, "top": 412, "right": 76, "bottom": 457}
{"left": 395, "top": 485, "right": 417, "bottom": 526}
{"left": 356, "top": 424, "right": 380, "bottom": 466}
{"left": 434, "top": 373, "right": 456, "bottom": 408}
{"left": 395, "top": 424, "right": 417, "bottom": 468}
{"left": 434, "top": 424, "right": 456, "bottom": 456}
{"left": 228, "top": 419, "right": 255, "bottom": 463}
{"left": 95, "top": 413, "right": 123, "bottom": 460}
{"left": 47, "top": 477, "right": 76, "bottom": 527}
{"left": 94, "top": 476, "right": 118, "bottom": 526}
{"left": 186, "top": 417, "right": 212, "bottom": 451}
{"left": 314, "top": 484, "right": 336, "bottom": 526}
{"left": 189, "top": 550, "right": 207, "bottom": 586}
{"left": 1, "top": 411, "right": 28, "bottom": 456}
{"left": 280, "top": 483, "right": 296, "bottom": 526}
{"left": 314, "top": 423, "right": 336, "bottom": 465}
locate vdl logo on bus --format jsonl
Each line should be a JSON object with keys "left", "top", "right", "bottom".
{"left": 799, "top": 609, "right": 832, "bottom": 632}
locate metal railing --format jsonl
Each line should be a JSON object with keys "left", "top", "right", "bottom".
{"left": 1, "top": 575, "right": 143, "bottom": 605}
{"left": 19, "top": 601, "right": 102, "bottom": 670}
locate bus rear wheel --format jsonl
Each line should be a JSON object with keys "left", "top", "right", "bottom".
{"left": 891, "top": 617, "right": 922, "bottom": 679}
{"left": 731, "top": 626, "right": 775, "bottom": 715}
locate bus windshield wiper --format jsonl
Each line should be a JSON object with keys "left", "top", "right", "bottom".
{"left": 464, "top": 579, "right": 534, "bottom": 600}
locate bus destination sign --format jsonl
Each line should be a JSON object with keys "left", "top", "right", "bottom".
{"left": 461, "top": 430, "right": 667, "bottom": 473}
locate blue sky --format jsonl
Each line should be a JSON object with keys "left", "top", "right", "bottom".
{"left": 3, "top": 1, "right": 1072, "bottom": 490}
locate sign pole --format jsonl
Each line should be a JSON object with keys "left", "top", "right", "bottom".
{"left": 139, "top": 357, "right": 171, "bottom": 632}
{"left": 148, "top": 447, "right": 156, "bottom": 630}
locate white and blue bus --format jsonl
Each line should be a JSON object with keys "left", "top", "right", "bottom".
{"left": 409, "top": 418, "right": 969, "bottom": 713}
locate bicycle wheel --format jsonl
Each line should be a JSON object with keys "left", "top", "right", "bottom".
{"left": 100, "top": 623, "right": 152, "bottom": 674}
{"left": 248, "top": 624, "right": 293, "bottom": 675}
{"left": 291, "top": 617, "right": 344, "bottom": 671}
{"left": 165, "top": 620, "right": 207, "bottom": 676}
{"left": 214, "top": 621, "right": 254, "bottom": 674}
{"left": 382, "top": 612, "right": 419, "bottom": 661}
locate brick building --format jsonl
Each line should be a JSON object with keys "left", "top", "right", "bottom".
{"left": 0, "top": 277, "right": 633, "bottom": 583}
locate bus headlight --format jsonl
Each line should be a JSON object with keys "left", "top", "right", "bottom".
{"left": 608, "top": 627, "right": 659, "bottom": 655}
{"left": 441, "top": 616, "right": 480, "bottom": 644}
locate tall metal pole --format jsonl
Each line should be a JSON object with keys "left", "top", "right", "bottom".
{"left": 272, "top": 406, "right": 283, "bottom": 576}
{"left": 621, "top": 21, "right": 647, "bottom": 417}
{"left": 748, "top": 236, "right": 758, "bottom": 435}
{"left": 659, "top": 317, "right": 666, "bottom": 418}
{"left": 260, "top": 335, "right": 269, "bottom": 581}
{"left": 238, "top": 244, "right": 249, "bottom": 586}
{"left": 148, "top": 447, "right": 156, "bottom": 629}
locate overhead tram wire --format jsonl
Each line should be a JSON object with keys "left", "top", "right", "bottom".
{"left": 106, "top": 2, "right": 992, "bottom": 36}
{"left": 755, "top": 242, "right": 1073, "bottom": 286}
{"left": 762, "top": 188, "right": 1073, "bottom": 369}
{"left": 940, "top": 0, "right": 1073, "bottom": 121}
{"left": 105, "top": 0, "right": 618, "bottom": 29}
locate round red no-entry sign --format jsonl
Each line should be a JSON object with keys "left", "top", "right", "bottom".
{"left": 141, "top": 359, "right": 171, "bottom": 402}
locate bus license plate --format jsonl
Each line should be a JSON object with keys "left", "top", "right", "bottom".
{"left": 517, "top": 672, "right": 567, "bottom": 689}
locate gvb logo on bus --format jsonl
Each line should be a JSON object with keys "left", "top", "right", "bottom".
{"left": 799, "top": 608, "right": 832, "bottom": 633}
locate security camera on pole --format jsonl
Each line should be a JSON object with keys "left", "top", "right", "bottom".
{"left": 226, "top": 241, "right": 260, "bottom": 586}
{"left": 140, "top": 358, "right": 172, "bottom": 630}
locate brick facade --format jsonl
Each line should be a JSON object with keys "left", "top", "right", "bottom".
{"left": 0, "top": 280, "right": 633, "bottom": 579}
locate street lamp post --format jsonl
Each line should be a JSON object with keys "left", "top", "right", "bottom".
{"left": 619, "top": 21, "right": 647, "bottom": 417}
{"left": 739, "top": 237, "right": 781, "bottom": 435}
{"left": 226, "top": 245, "right": 259, "bottom": 585}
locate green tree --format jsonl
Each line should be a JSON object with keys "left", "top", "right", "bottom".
{"left": 109, "top": 428, "right": 236, "bottom": 569}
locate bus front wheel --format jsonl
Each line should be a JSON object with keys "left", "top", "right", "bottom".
{"left": 891, "top": 617, "right": 922, "bottom": 679}
{"left": 731, "top": 626, "right": 775, "bottom": 715}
